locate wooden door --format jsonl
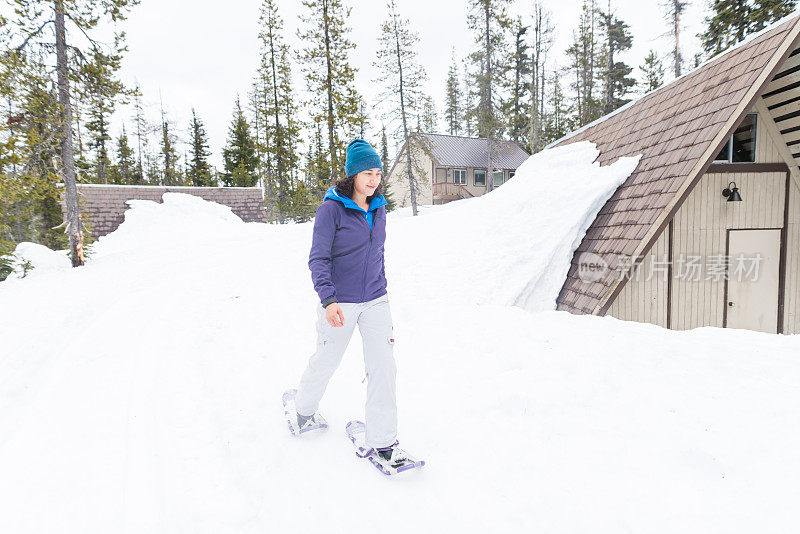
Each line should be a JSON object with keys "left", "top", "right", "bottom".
{"left": 725, "top": 229, "right": 781, "bottom": 333}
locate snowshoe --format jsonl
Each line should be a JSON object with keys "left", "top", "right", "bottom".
{"left": 283, "top": 389, "right": 327, "bottom": 436}
{"left": 345, "top": 420, "right": 425, "bottom": 475}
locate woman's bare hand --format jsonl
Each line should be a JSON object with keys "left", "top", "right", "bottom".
{"left": 325, "top": 302, "right": 344, "bottom": 327}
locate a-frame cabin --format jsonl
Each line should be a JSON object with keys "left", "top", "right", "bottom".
{"left": 553, "top": 14, "right": 800, "bottom": 334}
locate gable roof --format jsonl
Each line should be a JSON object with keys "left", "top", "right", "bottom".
{"left": 552, "top": 14, "right": 800, "bottom": 316}
{"left": 421, "top": 133, "right": 530, "bottom": 169}
{"left": 388, "top": 133, "right": 530, "bottom": 176}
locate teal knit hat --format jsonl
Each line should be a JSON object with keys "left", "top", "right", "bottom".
{"left": 344, "top": 138, "right": 382, "bottom": 177}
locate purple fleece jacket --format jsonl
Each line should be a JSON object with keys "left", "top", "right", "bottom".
{"left": 308, "top": 185, "right": 389, "bottom": 307}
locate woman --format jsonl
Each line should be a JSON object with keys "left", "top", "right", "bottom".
{"left": 287, "top": 138, "right": 407, "bottom": 466}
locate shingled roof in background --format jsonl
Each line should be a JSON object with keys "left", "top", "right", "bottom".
{"left": 57, "top": 184, "right": 267, "bottom": 239}
{"left": 419, "top": 133, "right": 530, "bottom": 169}
{"left": 552, "top": 14, "right": 800, "bottom": 316}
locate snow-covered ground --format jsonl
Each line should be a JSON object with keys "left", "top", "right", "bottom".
{"left": 1, "top": 142, "right": 798, "bottom": 533}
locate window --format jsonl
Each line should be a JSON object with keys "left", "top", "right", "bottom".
{"left": 509, "top": 171, "right": 515, "bottom": 180}
{"left": 474, "top": 169, "right": 486, "bottom": 186}
{"left": 732, "top": 114, "right": 756, "bottom": 162}
{"left": 492, "top": 170, "right": 504, "bottom": 186}
{"left": 715, "top": 114, "right": 756, "bottom": 163}
{"left": 453, "top": 168, "right": 467, "bottom": 185}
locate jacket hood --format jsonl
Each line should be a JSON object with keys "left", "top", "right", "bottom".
{"left": 324, "top": 185, "right": 387, "bottom": 212}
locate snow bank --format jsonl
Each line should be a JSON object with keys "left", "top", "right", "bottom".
{"left": 1, "top": 147, "right": 799, "bottom": 534}
{"left": 2, "top": 241, "right": 71, "bottom": 280}
{"left": 388, "top": 141, "right": 640, "bottom": 312}
{"left": 88, "top": 192, "right": 250, "bottom": 259}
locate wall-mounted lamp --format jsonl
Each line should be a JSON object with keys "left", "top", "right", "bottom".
{"left": 722, "top": 181, "right": 742, "bottom": 202}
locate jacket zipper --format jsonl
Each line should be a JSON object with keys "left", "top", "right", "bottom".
{"left": 360, "top": 211, "right": 373, "bottom": 302}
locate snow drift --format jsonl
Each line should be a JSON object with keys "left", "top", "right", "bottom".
{"left": 1, "top": 142, "right": 799, "bottom": 533}
{"left": 387, "top": 141, "right": 640, "bottom": 312}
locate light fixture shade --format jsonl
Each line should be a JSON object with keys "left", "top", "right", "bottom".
{"left": 723, "top": 181, "right": 743, "bottom": 202}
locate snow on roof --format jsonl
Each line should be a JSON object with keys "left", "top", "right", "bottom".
{"left": 551, "top": 14, "right": 800, "bottom": 316}
{"left": 385, "top": 140, "right": 640, "bottom": 312}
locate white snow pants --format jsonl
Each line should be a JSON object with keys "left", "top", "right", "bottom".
{"left": 295, "top": 293, "right": 397, "bottom": 449}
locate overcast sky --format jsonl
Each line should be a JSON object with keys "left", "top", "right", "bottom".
{"left": 103, "top": 0, "right": 712, "bottom": 168}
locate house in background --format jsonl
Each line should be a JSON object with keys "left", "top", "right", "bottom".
{"left": 551, "top": 14, "right": 800, "bottom": 335}
{"left": 386, "top": 133, "right": 529, "bottom": 206}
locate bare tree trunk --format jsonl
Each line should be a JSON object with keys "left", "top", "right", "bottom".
{"left": 13, "top": 202, "right": 23, "bottom": 242}
{"left": 485, "top": 1, "right": 495, "bottom": 194}
{"left": 673, "top": 0, "right": 681, "bottom": 78}
{"left": 251, "top": 87, "right": 269, "bottom": 221}
{"left": 531, "top": 6, "right": 541, "bottom": 153}
{"left": 134, "top": 89, "right": 145, "bottom": 184}
{"left": 99, "top": 108, "right": 107, "bottom": 183}
{"left": 268, "top": 26, "right": 286, "bottom": 224}
{"left": 603, "top": 2, "right": 613, "bottom": 113}
{"left": 55, "top": 0, "right": 84, "bottom": 266}
{"left": 322, "top": 0, "right": 338, "bottom": 184}
{"left": 257, "top": 82, "right": 277, "bottom": 223}
{"left": 404, "top": 139, "right": 417, "bottom": 216}
{"left": 392, "top": 10, "right": 418, "bottom": 216}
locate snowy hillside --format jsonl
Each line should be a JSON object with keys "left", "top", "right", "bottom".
{"left": 1, "top": 142, "right": 799, "bottom": 533}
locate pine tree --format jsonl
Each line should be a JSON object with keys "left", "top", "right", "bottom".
{"left": 0, "top": 49, "right": 66, "bottom": 262}
{"left": 379, "top": 124, "right": 397, "bottom": 211}
{"left": 130, "top": 83, "right": 148, "bottom": 184}
{"left": 444, "top": 49, "right": 464, "bottom": 135}
{"left": 700, "top": 1, "right": 751, "bottom": 57}
{"left": 466, "top": 0, "right": 513, "bottom": 193}
{"left": 79, "top": 45, "right": 126, "bottom": 184}
{"left": 297, "top": 0, "right": 364, "bottom": 185}
{"left": 374, "top": 0, "right": 433, "bottom": 216}
{"left": 462, "top": 58, "right": 478, "bottom": 136}
{"left": 662, "top": 0, "right": 688, "bottom": 78}
{"left": 502, "top": 17, "right": 531, "bottom": 147}
{"left": 639, "top": 50, "right": 665, "bottom": 93}
{"left": 418, "top": 95, "right": 437, "bottom": 133}
{"left": 249, "top": 83, "right": 267, "bottom": 197}
{"left": 357, "top": 96, "right": 370, "bottom": 139}
{"left": 110, "top": 127, "right": 136, "bottom": 184}
{"left": 256, "top": 0, "right": 302, "bottom": 222}
{"left": 72, "top": 101, "right": 92, "bottom": 181}
{"left": 566, "top": 0, "right": 604, "bottom": 127}
{"left": 222, "top": 97, "right": 258, "bottom": 188}
{"left": 159, "top": 103, "right": 182, "bottom": 186}
{"left": 380, "top": 125, "right": 391, "bottom": 170}
{"left": 699, "top": 0, "right": 795, "bottom": 58}
{"left": 7, "top": 0, "right": 137, "bottom": 266}
{"left": 303, "top": 118, "right": 331, "bottom": 203}
{"left": 542, "top": 68, "right": 573, "bottom": 146}
{"left": 187, "top": 108, "right": 214, "bottom": 187}
{"left": 599, "top": 2, "right": 635, "bottom": 114}
{"left": 750, "top": 0, "right": 797, "bottom": 32}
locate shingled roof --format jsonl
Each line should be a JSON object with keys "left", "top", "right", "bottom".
{"left": 553, "top": 14, "right": 800, "bottom": 316}
{"left": 417, "top": 133, "right": 530, "bottom": 169}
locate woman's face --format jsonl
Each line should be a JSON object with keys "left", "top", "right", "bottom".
{"left": 354, "top": 168, "right": 382, "bottom": 198}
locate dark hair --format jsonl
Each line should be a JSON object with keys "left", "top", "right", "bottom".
{"left": 333, "top": 172, "right": 383, "bottom": 203}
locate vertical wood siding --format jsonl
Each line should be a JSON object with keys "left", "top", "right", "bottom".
{"left": 785, "top": 180, "right": 800, "bottom": 334}
{"left": 607, "top": 229, "right": 670, "bottom": 326}
{"left": 671, "top": 170, "right": 785, "bottom": 330}
{"left": 607, "top": 108, "right": 798, "bottom": 332}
